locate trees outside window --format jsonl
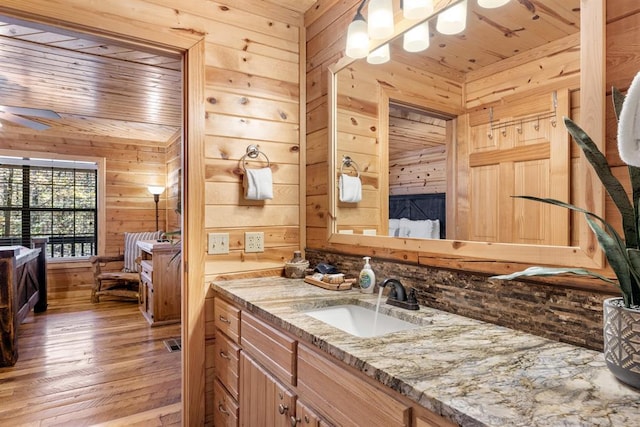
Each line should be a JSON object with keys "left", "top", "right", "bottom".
{"left": 0, "top": 157, "right": 97, "bottom": 258}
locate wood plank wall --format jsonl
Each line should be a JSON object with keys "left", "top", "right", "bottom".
{"left": 0, "top": 131, "right": 169, "bottom": 293}
{"left": 166, "top": 134, "right": 181, "bottom": 234}
{"left": 605, "top": 2, "right": 640, "bottom": 235}
{"left": 0, "top": 1, "right": 312, "bottom": 425}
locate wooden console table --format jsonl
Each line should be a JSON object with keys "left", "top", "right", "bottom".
{"left": 137, "top": 240, "right": 181, "bottom": 326}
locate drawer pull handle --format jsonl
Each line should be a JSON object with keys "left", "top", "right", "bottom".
{"left": 278, "top": 403, "right": 288, "bottom": 415}
{"left": 219, "top": 351, "right": 230, "bottom": 360}
{"left": 218, "top": 403, "right": 229, "bottom": 416}
{"left": 219, "top": 315, "right": 231, "bottom": 324}
{"left": 290, "top": 416, "right": 299, "bottom": 426}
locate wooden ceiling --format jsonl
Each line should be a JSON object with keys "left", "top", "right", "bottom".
{"left": 0, "top": 17, "right": 182, "bottom": 144}
{"left": 390, "top": 0, "right": 580, "bottom": 77}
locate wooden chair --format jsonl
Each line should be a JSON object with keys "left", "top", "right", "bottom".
{"left": 90, "top": 231, "right": 163, "bottom": 303}
{"left": 89, "top": 254, "right": 140, "bottom": 303}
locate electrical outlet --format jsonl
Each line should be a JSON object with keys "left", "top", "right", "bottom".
{"left": 245, "top": 231, "right": 264, "bottom": 253}
{"left": 208, "top": 233, "right": 229, "bottom": 255}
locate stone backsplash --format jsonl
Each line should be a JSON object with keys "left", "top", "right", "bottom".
{"left": 305, "top": 249, "right": 618, "bottom": 351}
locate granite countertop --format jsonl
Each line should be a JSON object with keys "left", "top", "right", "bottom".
{"left": 211, "top": 277, "right": 640, "bottom": 427}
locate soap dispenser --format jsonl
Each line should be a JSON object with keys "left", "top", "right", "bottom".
{"left": 358, "top": 256, "right": 375, "bottom": 294}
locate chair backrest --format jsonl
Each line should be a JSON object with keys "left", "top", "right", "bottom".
{"left": 123, "top": 231, "right": 163, "bottom": 272}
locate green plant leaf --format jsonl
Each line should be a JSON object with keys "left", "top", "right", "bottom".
{"left": 613, "top": 86, "right": 626, "bottom": 122}
{"left": 563, "top": 117, "right": 637, "bottom": 248}
{"left": 584, "top": 214, "right": 634, "bottom": 307}
{"left": 515, "top": 196, "right": 626, "bottom": 248}
{"left": 491, "top": 266, "right": 617, "bottom": 284}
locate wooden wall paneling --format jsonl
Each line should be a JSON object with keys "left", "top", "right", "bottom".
{"left": 1, "top": 2, "right": 314, "bottom": 426}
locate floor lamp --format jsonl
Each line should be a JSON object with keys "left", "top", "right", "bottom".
{"left": 148, "top": 186, "right": 165, "bottom": 231}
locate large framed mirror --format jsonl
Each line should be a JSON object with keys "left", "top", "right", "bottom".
{"left": 328, "top": 0, "right": 605, "bottom": 268}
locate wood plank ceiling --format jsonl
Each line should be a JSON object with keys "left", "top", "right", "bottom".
{"left": 0, "top": 17, "right": 182, "bottom": 144}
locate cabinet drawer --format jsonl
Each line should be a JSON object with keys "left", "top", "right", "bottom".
{"left": 215, "top": 298, "right": 241, "bottom": 343}
{"left": 214, "top": 379, "right": 239, "bottom": 427}
{"left": 241, "top": 311, "right": 297, "bottom": 386}
{"left": 214, "top": 330, "right": 240, "bottom": 400}
{"left": 297, "top": 344, "right": 410, "bottom": 427}
{"left": 140, "top": 260, "right": 153, "bottom": 281}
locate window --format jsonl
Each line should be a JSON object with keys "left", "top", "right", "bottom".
{"left": 0, "top": 156, "right": 98, "bottom": 259}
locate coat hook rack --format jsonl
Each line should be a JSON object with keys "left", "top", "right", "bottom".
{"left": 488, "top": 91, "right": 558, "bottom": 137}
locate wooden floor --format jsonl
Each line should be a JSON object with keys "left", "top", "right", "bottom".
{"left": 0, "top": 292, "right": 182, "bottom": 426}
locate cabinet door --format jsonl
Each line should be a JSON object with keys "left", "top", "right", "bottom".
{"left": 214, "top": 379, "right": 239, "bottom": 427}
{"left": 292, "top": 400, "right": 332, "bottom": 427}
{"left": 240, "top": 352, "right": 295, "bottom": 427}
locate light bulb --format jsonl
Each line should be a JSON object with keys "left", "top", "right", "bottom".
{"left": 368, "top": 0, "right": 394, "bottom": 40}
{"left": 345, "top": 16, "right": 369, "bottom": 59}
{"left": 403, "top": 22, "right": 430, "bottom": 52}
{"left": 403, "top": 0, "right": 434, "bottom": 20}
{"left": 478, "top": 0, "right": 510, "bottom": 8}
{"left": 367, "top": 44, "right": 390, "bottom": 64}
{"left": 436, "top": 0, "right": 467, "bottom": 35}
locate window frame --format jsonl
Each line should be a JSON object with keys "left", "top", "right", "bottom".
{"left": 0, "top": 149, "right": 106, "bottom": 262}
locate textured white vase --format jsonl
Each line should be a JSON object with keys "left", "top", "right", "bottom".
{"left": 603, "top": 297, "right": 640, "bottom": 390}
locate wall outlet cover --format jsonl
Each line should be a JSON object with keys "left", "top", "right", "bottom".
{"left": 245, "top": 231, "right": 264, "bottom": 253}
{"left": 208, "top": 233, "right": 229, "bottom": 255}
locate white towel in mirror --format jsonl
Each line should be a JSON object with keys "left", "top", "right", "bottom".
{"left": 339, "top": 173, "right": 362, "bottom": 203}
{"left": 243, "top": 167, "right": 273, "bottom": 200}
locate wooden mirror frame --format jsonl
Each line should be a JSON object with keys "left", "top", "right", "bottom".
{"left": 328, "top": 0, "right": 605, "bottom": 269}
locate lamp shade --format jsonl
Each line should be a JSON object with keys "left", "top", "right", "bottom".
{"left": 368, "top": 0, "right": 394, "bottom": 40}
{"left": 403, "top": 0, "right": 434, "bottom": 20}
{"left": 478, "top": 0, "right": 510, "bottom": 8}
{"left": 148, "top": 186, "right": 165, "bottom": 195}
{"left": 436, "top": 0, "right": 467, "bottom": 35}
{"left": 403, "top": 22, "right": 430, "bottom": 52}
{"left": 367, "top": 44, "right": 390, "bottom": 64}
{"left": 345, "top": 16, "right": 369, "bottom": 59}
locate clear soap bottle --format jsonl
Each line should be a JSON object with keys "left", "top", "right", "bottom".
{"left": 358, "top": 256, "right": 375, "bottom": 294}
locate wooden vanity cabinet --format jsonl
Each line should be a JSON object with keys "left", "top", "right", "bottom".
{"left": 212, "top": 295, "right": 455, "bottom": 427}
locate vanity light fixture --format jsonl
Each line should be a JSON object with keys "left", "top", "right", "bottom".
{"left": 402, "top": 0, "right": 434, "bottom": 20}
{"left": 436, "top": 0, "right": 467, "bottom": 35}
{"left": 367, "top": 43, "right": 391, "bottom": 64}
{"left": 478, "top": 0, "right": 510, "bottom": 8}
{"left": 403, "top": 21, "right": 430, "bottom": 52}
{"left": 345, "top": 0, "right": 369, "bottom": 59}
{"left": 368, "top": 0, "right": 395, "bottom": 39}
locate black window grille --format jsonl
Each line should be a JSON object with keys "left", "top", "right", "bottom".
{"left": 0, "top": 159, "right": 98, "bottom": 258}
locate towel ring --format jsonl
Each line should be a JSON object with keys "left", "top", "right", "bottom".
{"left": 340, "top": 155, "right": 360, "bottom": 177}
{"left": 240, "top": 145, "right": 270, "bottom": 172}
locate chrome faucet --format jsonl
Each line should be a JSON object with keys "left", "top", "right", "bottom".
{"left": 380, "top": 278, "right": 419, "bottom": 310}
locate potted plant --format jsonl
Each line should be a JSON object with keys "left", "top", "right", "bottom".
{"left": 492, "top": 84, "right": 640, "bottom": 390}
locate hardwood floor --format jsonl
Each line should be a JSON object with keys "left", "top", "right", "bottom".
{"left": 0, "top": 292, "right": 182, "bottom": 426}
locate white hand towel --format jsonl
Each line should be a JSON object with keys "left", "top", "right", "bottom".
{"left": 243, "top": 167, "right": 273, "bottom": 200}
{"left": 339, "top": 173, "right": 362, "bottom": 203}
{"left": 618, "top": 70, "right": 640, "bottom": 167}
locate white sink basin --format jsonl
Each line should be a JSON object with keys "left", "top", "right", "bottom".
{"left": 304, "top": 304, "right": 419, "bottom": 338}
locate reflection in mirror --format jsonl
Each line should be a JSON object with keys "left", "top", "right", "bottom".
{"left": 333, "top": 0, "right": 580, "bottom": 247}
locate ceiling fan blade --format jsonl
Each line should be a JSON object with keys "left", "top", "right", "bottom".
{"left": 0, "top": 105, "right": 61, "bottom": 119}
{"left": 0, "top": 111, "right": 51, "bottom": 131}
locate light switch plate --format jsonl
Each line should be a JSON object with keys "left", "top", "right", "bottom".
{"left": 208, "top": 233, "right": 229, "bottom": 255}
{"left": 245, "top": 232, "right": 264, "bottom": 253}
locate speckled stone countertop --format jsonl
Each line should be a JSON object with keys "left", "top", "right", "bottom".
{"left": 211, "top": 277, "right": 640, "bottom": 427}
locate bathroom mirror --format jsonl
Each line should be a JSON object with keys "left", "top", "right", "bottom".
{"left": 328, "top": 0, "right": 605, "bottom": 268}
